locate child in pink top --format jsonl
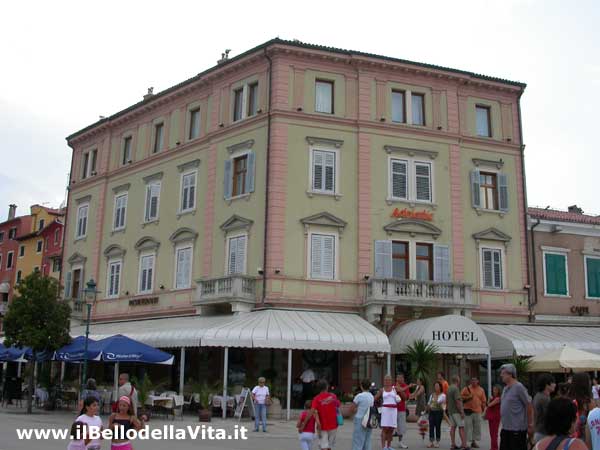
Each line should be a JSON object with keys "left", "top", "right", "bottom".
{"left": 297, "top": 400, "right": 319, "bottom": 450}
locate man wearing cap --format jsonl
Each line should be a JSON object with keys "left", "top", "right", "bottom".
{"left": 499, "top": 364, "right": 533, "bottom": 450}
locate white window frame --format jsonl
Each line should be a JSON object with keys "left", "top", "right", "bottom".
{"left": 6, "top": 251, "right": 14, "bottom": 269}
{"left": 113, "top": 192, "right": 128, "bottom": 231}
{"left": 179, "top": 170, "right": 197, "bottom": 213}
{"left": 229, "top": 148, "right": 252, "bottom": 199}
{"left": 232, "top": 81, "right": 259, "bottom": 123}
{"left": 307, "top": 231, "right": 338, "bottom": 281}
{"left": 225, "top": 233, "right": 247, "bottom": 276}
{"left": 75, "top": 203, "right": 89, "bottom": 239}
{"left": 188, "top": 108, "right": 201, "bottom": 140}
{"left": 36, "top": 240, "right": 43, "bottom": 254}
{"left": 52, "top": 258, "right": 60, "bottom": 273}
{"left": 584, "top": 255, "right": 600, "bottom": 300}
{"left": 138, "top": 252, "right": 155, "bottom": 294}
{"left": 16, "top": 270, "right": 22, "bottom": 284}
{"left": 315, "top": 79, "right": 334, "bottom": 114}
{"left": 480, "top": 246, "right": 505, "bottom": 290}
{"left": 54, "top": 228, "right": 61, "bottom": 245}
{"left": 122, "top": 135, "right": 133, "bottom": 165}
{"left": 542, "top": 249, "right": 570, "bottom": 297}
{"left": 174, "top": 244, "right": 193, "bottom": 290}
{"left": 387, "top": 156, "right": 434, "bottom": 204}
{"left": 308, "top": 146, "right": 340, "bottom": 196}
{"left": 18, "top": 245, "right": 25, "bottom": 258}
{"left": 144, "top": 181, "right": 161, "bottom": 223}
{"left": 106, "top": 258, "right": 122, "bottom": 298}
{"left": 153, "top": 122, "right": 164, "bottom": 153}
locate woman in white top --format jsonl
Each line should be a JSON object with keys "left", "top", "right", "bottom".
{"left": 426, "top": 381, "right": 447, "bottom": 448}
{"left": 75, "top": 397, "right": 103, "bottom": 450}
{"left": 374, "top": 375, "right": 399, "bottom": 450}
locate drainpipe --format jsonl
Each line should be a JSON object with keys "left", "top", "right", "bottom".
{"left": 516, "top": 91, "right": 534, "bottom": 322}
{"left": 530, "top": 217, "right": 541, "bottom": 316}
{"left": 261, "top": 48, "right": 273, "bottom": 306}
{"left": 62, "top": 143, "right": 76, "bottom": 298}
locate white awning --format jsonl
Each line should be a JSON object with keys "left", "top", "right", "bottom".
{"left": 482, "top": 324, "right": 600, "bottom": 358}
{"left": 200, "top": 309, "right": 391, "bottom": 353}
{"left": 390, "top": 315, "right": 490, "bottom": 355}
{"left": 0, "top": 282, "right": 10, "bottom": 293}
{"left": 71, "top": 315, "right": 235, "bottom": 348}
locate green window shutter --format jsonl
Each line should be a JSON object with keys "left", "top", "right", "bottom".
{"left": 545, "top": 253, "right": 567, "bottom": 295}
{"left": 586, "top": 258, "right": 600, "bottom": 298}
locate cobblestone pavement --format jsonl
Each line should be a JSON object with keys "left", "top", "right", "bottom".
{"left": 0, "top": 407, "right": 492, "bottom": 450}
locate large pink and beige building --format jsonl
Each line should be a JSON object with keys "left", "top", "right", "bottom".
{"left": 63, "top": 39, "right": 533, "bottom": 394}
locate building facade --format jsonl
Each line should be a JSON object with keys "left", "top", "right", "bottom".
{"left": 63, "top": 39, "right": 529, "bottom": 391}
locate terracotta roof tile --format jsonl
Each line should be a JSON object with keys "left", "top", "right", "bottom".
{"left": 528, "top": 207, "right": 600, "bottom": 225}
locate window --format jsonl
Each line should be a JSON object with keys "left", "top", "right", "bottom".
{"left": 54, "top": 228, "right": 60, "bottom": 245}
{"left": 0, "top": 231, "right": 3, "bottom": 242}
{"left": 19, "top": 245, "right": 25, "bottom": 257}
{"left": 113, "top": 193, "right": 127, "bottom": 230}
{"left": 76, "top": 204, "right": 89, "bottom": 238}
{"left": 52, "top": 258, "right": 61, "bottom": 273}
{"left": 107, "top": 260, "right": 122, "bottom": 298}
{"left": 232, "top": 155, "right": 248, "bottom": 197}
{"left": 310, "top": 233, "right": 335, "bottom": 280}
{"left": 247, "top": 83, "right": 259, "bottom": 117}
{"left": 122, "top": 136, "right": 132, "bottom": 165}
{"left": 227, "top": 235, "right": 247, "bottom": 275}
{"left": 389, "top": 159, "right": 432, "bottom": 203}
{"left": 392, "top": 90, "right": 406, "bottom": 123}
{"left": 82, "top": 152, "right": 89, "bottom": 179}
{"left": 9, "top": 227, "right": 17, "bottom": 239}
{"left": 233, "top": 88, "right": 244, "bottom": 122}
{"left": 16, "top": 270, "right": 22, "bottom": 284}
{"left": 412, "top": 93, "right": 425, "bottom": 126}
{"left": 415, "top": 162, "right": 432, "bottom": 202}
{"left": 416, "top": 243, "right": 433, "bottom": 281}
{"left": 6, "top": 251, "right": 14, "bottom": 269}
{"left": 138, "top": 254, "right": 155, "bottom": 293}
{"left": 181, "top": 172, "right": 197, "bottom": 212}
{"left": 189, "top": 108, "right": 201, "bottom": 140}
{"left": 544, "top": 252, "right": 568, "bottom": 296}
{"left": 585, "top": 256, "right": 600, "bottom": 299}
{"left": 175, "top": 246, "right": 192, "bottom": 289}
{"left": 39, "top": 219, "right": 45, "bottom": 230}
{"left": 72, "top": 268, "right": 82, "bottom": 299}
{"left": 90, "top": 149, "right": 97, "bottom": 175}
{"left": 480, "top": 172, "right": 498, "bottom": 210}
{"left": 482, "top": 248, "right": 503, "bottom": 289}
{"left": 390, "top": 159, "right": 408, "bottom": 200}
{"left": 36, "top": 240, "right": 43, "bottom": 253}
{"left": 315, "top": 80, "right": 334, "bottom": 114}
{"left": 34, "top": 266, "right": 40, "bottom": 273}
{"left": 153, "top": 123, "right": 164, "bottom": 153}
{"left": 392, "top": 241, "right": 409, "bottom": 279}
{"left": 311, "top": 150, "right": 336, "bottom": 194}
{"left": 476, "top": 105, "right": 492, "bottom": 137}
{"left": 144, "top": 182, "right": 161, "bottom": 222}
{"left": 471, "top": 169, "right": 508, "bottom": 212}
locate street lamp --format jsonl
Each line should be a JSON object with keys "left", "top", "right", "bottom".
{"left": 81, "top": 278, "right": 98, "bottom": 393}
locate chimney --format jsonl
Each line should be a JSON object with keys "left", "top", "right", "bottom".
{"left": 568, "top": 205, "right": 583, "bottom": 214}
{"left": 8, "top": 204, "right": 16, "bottom": 220}
{"left": 143, "top": 87, "right": 154, "bottom": 101}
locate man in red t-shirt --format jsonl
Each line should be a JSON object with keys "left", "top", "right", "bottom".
{"left": 301, "top": 380, "right": 339, "bottom": 450}
{"left": 395, "top": 373, "right": 410, "bottom": 449}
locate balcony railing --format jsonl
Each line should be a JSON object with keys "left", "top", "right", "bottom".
{"left": 366, "top": 279, "right": 474, "bottom": 308}
{"left": 195, "top": 275, "right": 257, "bottom": 306}
{"left": 69, "top": 299, "right": 87, "bottom": 320}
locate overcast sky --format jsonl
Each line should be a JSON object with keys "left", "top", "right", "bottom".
{"left": 1, "top": 0, "right": 598, "bottom": 220}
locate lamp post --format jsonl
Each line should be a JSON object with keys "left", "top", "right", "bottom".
{"left": 81, "top": 278, "right": 98, "bottom": 393}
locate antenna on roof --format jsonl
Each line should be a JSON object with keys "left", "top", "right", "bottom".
{"left": 143, "top": 87, "right": 154, "bottom": 100}
{"left": 217, "top": 49, "right": 231, "bottom": 64}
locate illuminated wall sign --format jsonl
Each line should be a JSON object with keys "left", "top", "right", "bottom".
{"left": 391, "top": 208, "right": 433, "bottom": 221}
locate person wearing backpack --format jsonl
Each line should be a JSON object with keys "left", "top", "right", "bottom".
{"left": 534, "top": 397, "right": 587, "bottom": 450}
{"left": 351, "top": 379, "right": 374, "bottom": 450}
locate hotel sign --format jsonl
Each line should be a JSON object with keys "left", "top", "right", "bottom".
{"left": 391, "top": 208, "right": 433, "bottom": 221}
{"left": 129, "top": 297, "right": 159, "bottom": 307}
{"left": 432, "top": 330, "right": 480, "bottom": 342}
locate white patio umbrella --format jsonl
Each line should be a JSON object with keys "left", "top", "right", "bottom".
{"left": 529, "top": 346, "right": 600, "bottom": 372}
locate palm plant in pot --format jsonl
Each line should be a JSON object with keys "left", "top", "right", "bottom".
{"left": 195, "top": 382, "right": 213, "bottom": 422}
{"left": 405, "top": 339, "right": 439, "bottom": 383}
{"left": 131, "top": 374, "right": 153, "bottom": 421}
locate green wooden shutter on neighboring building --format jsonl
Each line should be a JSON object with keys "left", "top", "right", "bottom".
{"left": 586, "top": 257, "right": 600, "bottom": 298}
{"left": 545, "top": 253, "right": 567, "bottom": 295}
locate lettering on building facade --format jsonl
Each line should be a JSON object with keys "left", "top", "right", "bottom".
{"left": 432, "top": 330, "right": 479, "bottom": 342}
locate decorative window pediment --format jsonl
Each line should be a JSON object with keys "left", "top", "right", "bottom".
{"left": 104, "top": 244, "right": 126, "bottom": 259}
{"left": 134, "top": 236, "right": 160, "bottom": 253}
{"left": 306, "top": 136, "right": 344, "bottom": 148}
{"left": 383, "top": 219, "right": 442, "bottom": 239}
{"left": 220, "top": 215, "right": 253, "bottom": 234}
{"left": 67, "top": 252, "right": 87, "bottom": 266}
{"left": 169, "top": 227, "right": 199, "bottom": 244}
{"left": 472, "top": 158, "right": 504, "bottom": 169}
{"left": 472, "top": 227, "right": 511, "bottom": 242}
{"left": 177, "top": 159, "right": 201, "bottom": 172}
{"left": 384, "top": 145, "right": 437, "bottom": 160}
{"left": 112, "top": 183, "right": 130, "bottom": 194}
{"left": 76, "top": 195, "right": 91, "bottom": 204}
{"left": 227, "top": 139, "right": 254, "bottom": 154}
{"left": 143, "top": 171, "right": 163, "bottom": 183}
{"left": 300, "top": 212, "right": 347, "bottom": 235}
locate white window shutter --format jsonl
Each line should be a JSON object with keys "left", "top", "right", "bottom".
{"left": 312, "top": 151, "right": 323, "bottom": 191}
{"left": 64, "top": 271, "right": 72, "bottom": 298}
{"left": 224, "top": 159, "right": 233, "bottom": 199}
{"left": 471, "top": 169, "right": 481, "bottom": 208}
{"left": 228, "top": 238, "right": 237, "bottom": 275}
{"left": 188, "top": 174, "right": 196, "bottom": 209}
{"left": 236, "top": 236, "right": 246, "bottom": 274}
{"left": 374, "top": 240, "right": 392, "bottom": 278}
{"left": 498, "top": 173, "right": 509, "bottom": 212}
{"left": 246, "top": 152, "right": 255, "bottom": 193}
{"left": 433, "top": 245, "right": 451, "bottom": 282}
{"left": 415, "top": 163, "right": 432, "bottom": 202}
{"left": 322, "top": 235, "right": 334, "bottom": 279}
{"left": 483, "top": 250, "right": 493, "bottom": 288}
{"left": 324, "top": 152, "right": 335, "bottom": 192}
{"left": 391, "top": 160, "right": 408, "bottom": 199}
{"left": 311, "top": 235, "right": 322, "bottom": 278}
{"left": 493, "top": 250, "right": 502, "bottom": 288}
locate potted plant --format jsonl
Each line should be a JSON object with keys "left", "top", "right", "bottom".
{"left": 195, "top": 382, "right": 212, "bottom": 422}
{"left": 405, "top": 339, "right": 438, "bottom": 422}
{"left": 339, "top": 392, "right": 355, "bottom": 418}
{"left": 131, "top": 374, "right": 153, "bottom": 421}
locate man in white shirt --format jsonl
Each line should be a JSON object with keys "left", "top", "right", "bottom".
{"left": 252, "top": 377, "right": 270, "bottom": 433}
{"left": 301, "top": 367, "right": 316, "bottom": 403}
{"left": 586, "top": 406, "right": 600, "bottom": 450}
{"left": 118, "top": 373, "right": 138, "bottom": 416}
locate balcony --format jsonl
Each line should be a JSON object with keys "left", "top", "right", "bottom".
{"left": 366, "top": 279, "right": 475, "bottom": 309}
{"left": 68, "top": 299, "right": 87, "bottom": 321}
{"left": 195, "top": 275, "right": 257, "bottom": 312}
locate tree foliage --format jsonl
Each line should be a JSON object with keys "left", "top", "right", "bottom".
{"left": 3, "top": 271, "right": 71, "bottom": 413}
